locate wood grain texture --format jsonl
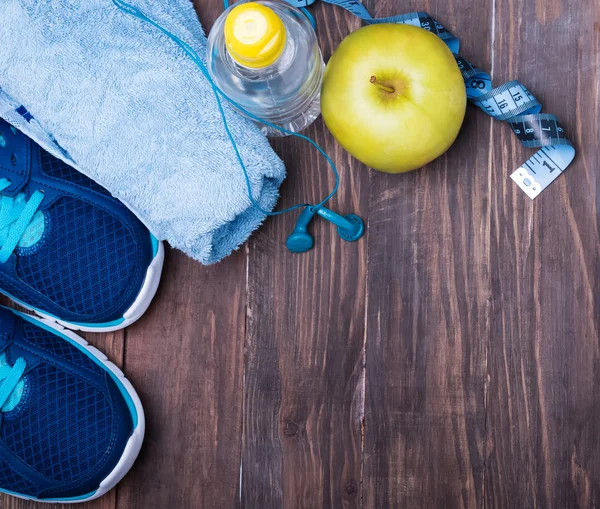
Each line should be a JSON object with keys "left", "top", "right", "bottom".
{"left": 116, "top": 247, "right": 245, "bottom": 509}
{"left": 485, "top": 0, "right": 600, "bottom": 507}
{"left": 2, "top": 1, "right": 600, "bottom": 508}
{"left": 241, "top": 3, "right": 366, "bottom": 507}
{"left": 361, "top": 1, "right": 492, "bottom": 508}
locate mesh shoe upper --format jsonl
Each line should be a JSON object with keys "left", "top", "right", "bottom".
{"left": 0, "top": 307, "right": 136, "bottom": 500}
{"left": 0, "top": 119, "right": 155, "bottom": 324}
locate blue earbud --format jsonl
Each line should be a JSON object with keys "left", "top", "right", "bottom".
{"left": 315, "top": 207, "right": 365, "bottom": 242}
{"left": 286, "top": 206, "right": 317, "bottom": 253}
{"left": 286, "top": 206, "right": 365, "bottom": 253}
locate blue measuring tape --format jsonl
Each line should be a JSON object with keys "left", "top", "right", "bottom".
{"left": 295, "top": 0, "right": 576, "bottom": 199}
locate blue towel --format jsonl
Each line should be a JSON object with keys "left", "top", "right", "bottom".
{"left": 0, "top": 0, "right": 286, "bottom": 264}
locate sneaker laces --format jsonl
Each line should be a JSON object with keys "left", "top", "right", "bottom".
{"left": 0, "top": 178, "right": 44, "bottom": 263}
{"left": 0, "top": 356, "right": 26, "bottom": 412}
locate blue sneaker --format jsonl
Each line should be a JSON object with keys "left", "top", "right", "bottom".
{"left": 0, "top": 307, "right": 143, "bottom": 502}
{"left": 0, "top": 119, "right": 164, "bottom": 331}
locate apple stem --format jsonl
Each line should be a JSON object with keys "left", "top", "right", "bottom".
{"left": 370, "top": 76, "right": 395, "bottom": 94}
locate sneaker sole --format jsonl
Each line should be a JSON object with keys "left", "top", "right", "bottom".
{"left": 1, "top": 312, "right": 145, "bottom": 504}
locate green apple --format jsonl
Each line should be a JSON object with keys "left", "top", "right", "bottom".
{"left": 321, "top": 24, "right": 466, "bottom": 173}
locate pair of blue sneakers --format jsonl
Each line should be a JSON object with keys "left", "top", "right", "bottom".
{"left": 0, "top": 119, "right": 164, "bottom": 502}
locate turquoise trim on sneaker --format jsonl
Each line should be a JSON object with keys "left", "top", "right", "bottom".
{"left": 0, "top": 486, "right": 99, "bottom": 503}
{"left": 151, "top": 233, "right": 159, "bottom": 257}
{"left": 16, "top": 310, "right": 139, "bottom": 429}
{"left": 44, "top": 491, "right": 99, "bottom": 502}
{"left": 68, "top": 317, "right": 126, "bottom": 328}
{"left": 0, "top": 289, "right": 126, "bottom": 329}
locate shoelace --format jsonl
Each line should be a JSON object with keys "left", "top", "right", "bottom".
{"left": 0, "top": 357, "right": 26, "bottom": 412}
{"left": 0, "top": 178, "right": 44, "bottom": 263}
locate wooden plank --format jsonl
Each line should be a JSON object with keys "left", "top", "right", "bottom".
{"left": 485, "top": 0, "right": 600, "bottom": 507}
{"left": 241, "top": 3, "right": 366, "bottom": 508}
{"left": 116, "top": 247, "right": 246, "bottom": 509}
{"left": 362, "top": 0, "right": 493, "bottom": 508}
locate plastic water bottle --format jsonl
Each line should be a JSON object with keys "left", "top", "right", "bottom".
{"left": 206, "top": 0, "right": 325, "bottom": 137}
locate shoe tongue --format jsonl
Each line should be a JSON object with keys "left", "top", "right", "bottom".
{"left": 0, "top": 353, "right": 25, "bottom": 412}
{"left": 0, "top": 120, "right": 31, "bottom": 196}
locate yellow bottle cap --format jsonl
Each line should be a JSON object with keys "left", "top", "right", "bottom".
{"left": 224, "top": 2, "right": 286, "bottom": 68}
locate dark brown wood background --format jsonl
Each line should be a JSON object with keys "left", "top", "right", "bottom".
{"left": 2, "top": 0, "right": 600, "bottom": 507}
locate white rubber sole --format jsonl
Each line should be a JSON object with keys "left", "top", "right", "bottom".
{"left": 6, "top": 314, "right": 145, "bottom": 504}
{"left": 17, "top": 241, "right": 165, "bottom": 333}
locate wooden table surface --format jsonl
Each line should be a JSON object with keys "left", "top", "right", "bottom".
{"left": 3, "top": 0, "right": 600, "bottom": 508}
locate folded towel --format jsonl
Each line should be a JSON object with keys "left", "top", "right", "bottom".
{"left": 0, "top": 0, "right": 286, "bottom": 264}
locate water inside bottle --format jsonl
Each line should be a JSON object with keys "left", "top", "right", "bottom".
{"left": 207, "top": 1, "right": 325, "bottom": 137}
